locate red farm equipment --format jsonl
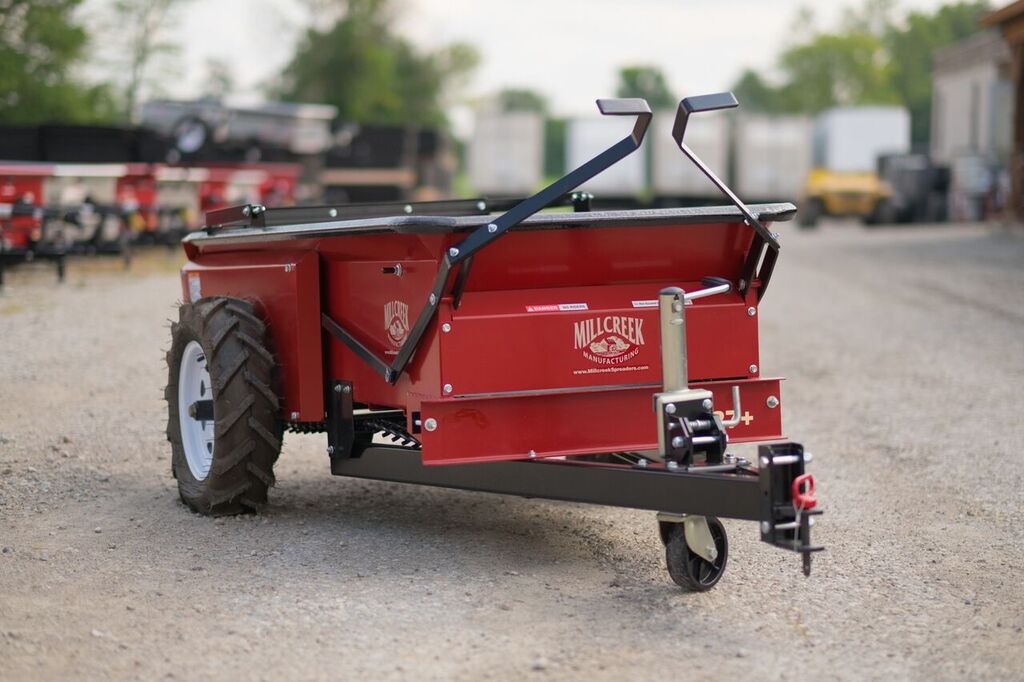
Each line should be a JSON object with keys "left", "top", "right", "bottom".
{"left": 165, "top": 93, "right": 822, "bottom": 590}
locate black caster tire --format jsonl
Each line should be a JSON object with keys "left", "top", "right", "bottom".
{"left": 663, "top": 517, "right": 728, "bottom": 591}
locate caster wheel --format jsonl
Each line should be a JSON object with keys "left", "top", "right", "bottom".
{"left": 663, "top": 517, "right": 728, "bottom": 591}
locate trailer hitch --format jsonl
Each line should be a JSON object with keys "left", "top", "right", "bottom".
{"left": 651, "top": 281, "right": 823, "bottom": 575}
{"left": 758, "top": 442, "right": 824, "bottom": 576}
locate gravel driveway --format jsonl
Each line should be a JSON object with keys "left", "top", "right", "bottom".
{"left": 1, "top": 222, "right": 1022, "bottom": 680}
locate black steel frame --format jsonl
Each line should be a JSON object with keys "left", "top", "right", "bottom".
{"left": 329, "top": 442, "right": 820, "bottom": 566}
{"left": 670, "top": 92, "right": 781, "bottom": 301}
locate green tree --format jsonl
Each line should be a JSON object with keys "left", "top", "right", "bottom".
{"left": 0, "top": 0, "right": 117, "bottom": 124}
{"left": 496, "top": 88, "right": 549, "bottom": 114}
{"left": 274, "top": 0, "right": 478, "bottom": 126}
{"left": 105, "top": 0, "right": 191, "bottom": 120}
{"left": 730, "top": 1, "right": 989, "bottom": 145}
{"left": 776, "top": 31, "right": 900, "bottom": 112}
{"left": 732, "top": 69, "right": 786, "bottom": 113}
{"left": 885, "top": 2, "right": 990, "bottom": 144}
{"left": 615, "top": 66, "right": 674, "bottom": 110}
{"left": 201, "top": 58, "right": 235, "bottom": 100}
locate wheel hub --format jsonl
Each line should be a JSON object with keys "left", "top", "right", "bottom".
{"left": 178, "top": 340, "right": 215, "bottom": 480}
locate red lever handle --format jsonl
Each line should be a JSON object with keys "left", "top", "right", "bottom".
{"left": 792, "top": 473, "right": 817, "bottom": 510}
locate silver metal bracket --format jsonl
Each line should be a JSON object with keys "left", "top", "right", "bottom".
{"left": 656, "top": 512, "right": 718, "bottom": 563}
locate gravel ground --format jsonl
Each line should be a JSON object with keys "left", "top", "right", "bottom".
{"left": 1, "top": 222, "right": 1022, "bottom": 681}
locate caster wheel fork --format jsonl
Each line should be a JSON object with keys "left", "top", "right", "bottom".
{"left": 660, "top": 515, "right": 728, "bottom": 591}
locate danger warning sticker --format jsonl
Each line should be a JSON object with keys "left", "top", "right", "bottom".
{"left": 525, "top": 303, "right": 589, "bottom": 312}
{"left": 631, "top": 299, "right": 691, "bottom": 308}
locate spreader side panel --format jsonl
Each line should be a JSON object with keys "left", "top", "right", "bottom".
{"left": 440, "top": 282, "right": 759, "bottom": 397}
{"left": 463, "top": 221, "right": 755, "bottom": 292}
{"left": 180, "top": 250, "right": 323, "bottom": 421}
{"left": 418, "top": 378, "right": 783, "bottom": 464}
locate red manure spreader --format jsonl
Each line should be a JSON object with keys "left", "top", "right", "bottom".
{"left": 166, "top": 93, "right": 822, "bottom": 590}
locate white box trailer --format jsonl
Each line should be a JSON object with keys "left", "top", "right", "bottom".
{"left": 733, "top": 115, "right": 814, "bottom": 201}
{"left": 813, "top": 106, "right": 910, "bottom": 173}
{"left": 468, "top": 111, "right": 544, "bottom": 196}
{"left": 566, "top": 115, "right": 646, "bottom": 197}
{"left": 651, "top": 110, "right": 730, "bottom": 199}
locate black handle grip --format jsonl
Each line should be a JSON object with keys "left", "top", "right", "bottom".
{"left": 596, "top": 97, "right": 653, "bottom": 145}
{"left": 671, "top": 92, "right": 738, "bottom": 146}
{"left": 700, "top": 276, "right": 732, "bottom": 290}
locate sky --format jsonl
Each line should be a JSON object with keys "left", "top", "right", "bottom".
{"left": 85, "top": 0, "right": 957, "bottom": 125}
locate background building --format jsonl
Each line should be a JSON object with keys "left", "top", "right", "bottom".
{"left": 981, "top": 1, "right": 1024, "bottom": 222}
{"left": 931, "top": 30, "right": 1013, "bottom": 220}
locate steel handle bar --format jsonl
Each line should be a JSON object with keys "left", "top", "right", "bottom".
{"left": 683, "top": 276, "right": 732, "bottom": 302}
{"left": 447, "top": 98, "right": 652, "bottom": 265}
{"left": 363, "top": 99, "right": 656, "bottom": 384}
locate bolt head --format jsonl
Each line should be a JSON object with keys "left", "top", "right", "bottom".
{"left": 666, "top": 460, "right": 679, "bottom": 471}
{"left": 429, "top": 294, "right": 437, "bottom": 305}
{"left": 326, "top": 445, "right": 335, "bottom": 454}
{"left": 448, "top": 247, "right": 459, "bottom": 258}
{"left": 334, "top": 384, "right": 343, "bottom": 393}
{"left": 290, "top": 411, "right": 300, "bottom": 421}
{"left": 343, "top": 385, "right": 351, "bottom": 394}
{"left": 760, "top": 456, "right": 769, "bottom": 467}
{"left": 749, "top": 364, "right": 758, "bottom": 374}
{"left": 637, "top": 458, "right": 648, "bottom": 468}
{"left": 443, "top": 383, "right": 453, "bottom": 394}
{"left": 747, "top": 306, "right": 756, "bottom": 316}
{"left": 766, "top": 395, "right": 779, "bottom": 409}
{"left": 760, "top": 521, "right": 771, "bottom": 534}
{"left": 328, "top": 208, "right": 338, "bottom": 218}
{"left": 423, "top": 418, "right": 438, "bottom": 432}
{"left": 403, "top": 204, "right": 413, "bottom": 214}
{"left": 477, "top": 201, "right": 487, "bottom": 211}
{"left": 671, "top": 436, "right": 685, "bottom": 448}
{"left": 665, "top": 403, "right": 677, "bottom": 415}
{"left": 701, "top": 398, "right": 712, "bottom": 410}
{"left": 528, "top": 450, "right": 537, "bottom": 458}
{"left": 441, "top": 323, "right": 452, "bottom": 333}
{"left": 487, "top": 223, "right": 497, "bottom": 233}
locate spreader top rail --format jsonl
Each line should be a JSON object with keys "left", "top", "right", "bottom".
{"left": 185, "top": 202, "right": 796, "bottom": 246}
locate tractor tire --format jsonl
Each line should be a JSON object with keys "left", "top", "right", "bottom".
{"left": 165, "top": 297, "right": 283, "bottom": 516}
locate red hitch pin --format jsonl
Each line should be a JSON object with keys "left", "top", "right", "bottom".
{"left": 792, "top": 473, "right": 816, "bottom": 510}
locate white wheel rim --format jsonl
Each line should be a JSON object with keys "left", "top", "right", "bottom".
{"left": 178, "top": 340, "right": 215, "bottom": 480}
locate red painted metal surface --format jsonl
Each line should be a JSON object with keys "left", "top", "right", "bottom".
{"left": 180, "top": 251, "right": 324, "bottom": 420}
{"left": 0, "top": 167, "right": 47, "bottom": 250}
{"left": 183, "top": 215, "right": 782, "bottom": 463}
{"left": 441, "top": 282, "right": 758, "bottom": 397}
{"left": 418, "top": 378, "right": 784, "bottom": 465}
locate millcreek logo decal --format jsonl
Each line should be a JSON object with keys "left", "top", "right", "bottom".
{"left": 384, "top": 300, "right": 410, "bottom": 352}
{"left": 573, "top": 315, "right": 646, "bottom": 365}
